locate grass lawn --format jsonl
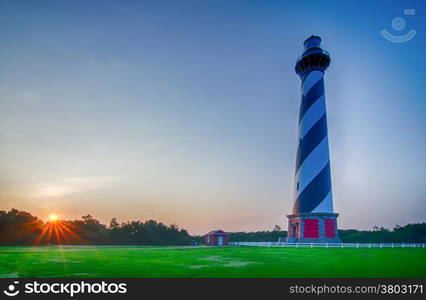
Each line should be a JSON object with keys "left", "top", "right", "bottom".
{"left": 0, "top": 246, "right": 425, "bottom": 278}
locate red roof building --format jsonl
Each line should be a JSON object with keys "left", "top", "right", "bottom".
{"left": 204, "top": 230, "right": 230, "bottom": 246}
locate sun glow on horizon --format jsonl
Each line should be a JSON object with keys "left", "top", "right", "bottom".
{"left": 34, "top": 214, "right": 85, "bottom": 245}
{"left": 48, "top": 214, "right": 59, "bottom": 222}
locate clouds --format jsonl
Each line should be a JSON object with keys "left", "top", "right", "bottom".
{"left": 9, "top": 176, "right": 118, "bottom": 199}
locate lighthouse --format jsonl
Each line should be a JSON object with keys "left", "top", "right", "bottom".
{"left": 287, "top": 36, "right": 341, "bottom": 243}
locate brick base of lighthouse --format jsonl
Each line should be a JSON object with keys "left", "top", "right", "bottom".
{"left": 286, "top": 213, "right": 341, "bottom": 243}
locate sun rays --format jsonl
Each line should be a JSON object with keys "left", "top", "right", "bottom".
{"left": 34, "top": 216, "right": 86, "bottom": 245}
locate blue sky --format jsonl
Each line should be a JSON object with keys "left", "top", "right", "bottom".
{"left": 0, "top": 0, "right": 425, "bottom": 234}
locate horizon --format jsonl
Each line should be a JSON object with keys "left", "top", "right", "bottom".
{"left": 1, "top": 0, "right": 425, "bottom": 236}
{"left": 3, "top": 207, "right": 424, "bottom": 235}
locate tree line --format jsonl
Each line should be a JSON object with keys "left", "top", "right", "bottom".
{"left": 339, "top": 225, "right": 426, "bottom": 243}
{"left": 0, "top": 209, "right": 425, "bottom": 245}
{"left": 230, "top": 225, "right": 287, "bottom": 242}
{"left": 0, "top": 209, "right": 191, "bottom": 246}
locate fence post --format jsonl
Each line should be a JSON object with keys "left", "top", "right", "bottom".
{"left": 310, "top": 243, "right": 313, "bottom": 248}
{"left": 326, "top": 243, "right": 328, "bottom": 248}
{"left": 356, "top": 243, "right": 359, "bottom": 248}
{"left": 341, "top": 243, "right": 343, "bottom": 248}
{"left": 369, "top": 243, "right": 371, "bottom": 248}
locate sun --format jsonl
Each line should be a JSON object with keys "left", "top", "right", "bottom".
{"left": 35, "top": 213, "right": 84, "bottom": 245}
{"left": 48, "top": 214, "right": 59, "bottom": 222}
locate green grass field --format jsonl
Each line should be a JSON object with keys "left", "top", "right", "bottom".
{"left": 0, "top": 246, "right": 425, "bottom": 278}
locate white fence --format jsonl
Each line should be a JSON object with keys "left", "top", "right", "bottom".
{"left": 229, "top": 242, "right": 426, "bottom": 248}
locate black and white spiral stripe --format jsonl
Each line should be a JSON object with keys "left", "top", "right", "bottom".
{"left": 292, "top": 70, "right": 333, "bottom": 214}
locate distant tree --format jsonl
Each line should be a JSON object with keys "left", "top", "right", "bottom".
{"left": 0, "top": 209, "right": 45, "bottom": 245}
{"left": 81, "top": 215, "right": 99, "bottom": 225}
{"left": 273, "top": 225, "right": 282, "bottom": 231}
{"left": 109, "top": 218, "right": 119, "bottom": 229}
